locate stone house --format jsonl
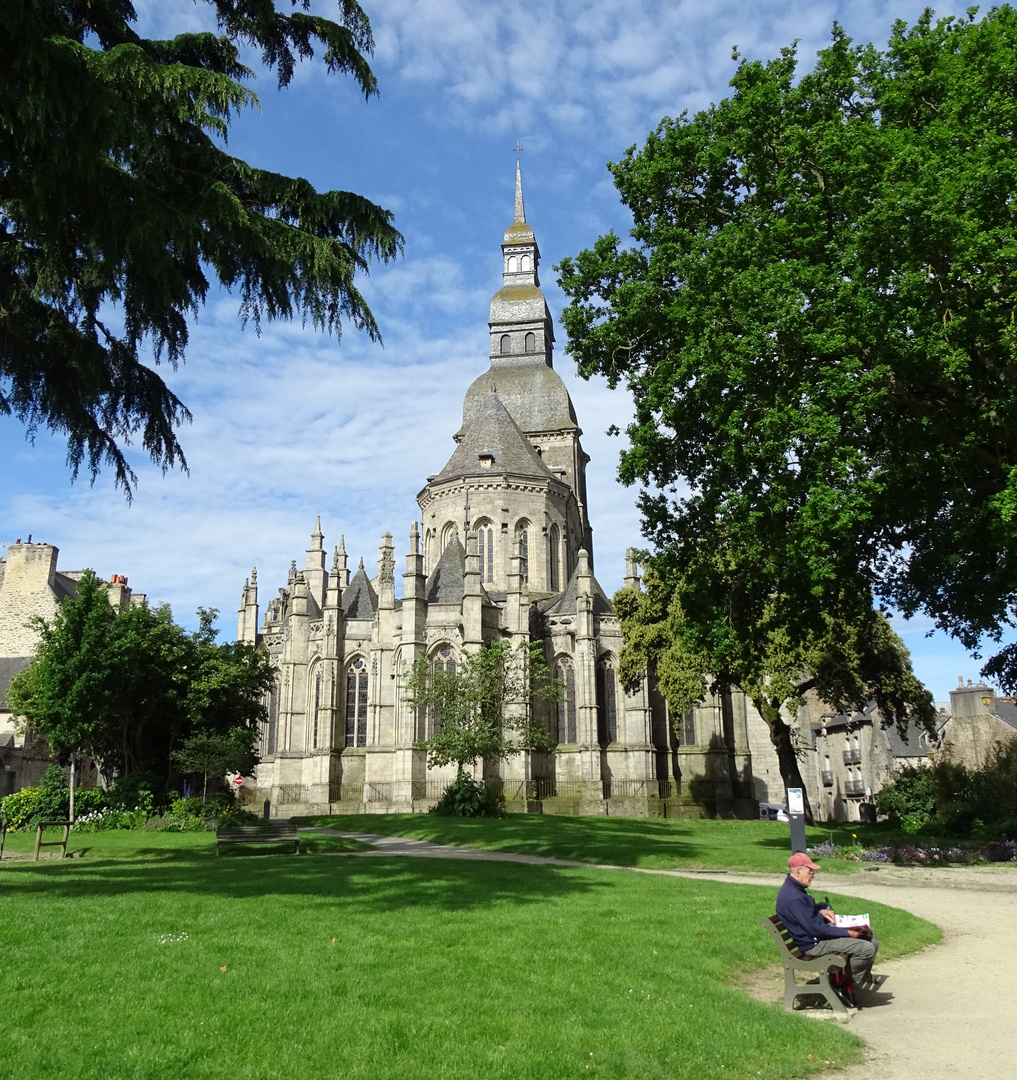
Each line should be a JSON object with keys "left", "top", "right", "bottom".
{"left": 803, "top": 703, "right": 935, "bottom": 823}
{"left": 938, "top": 679, "right": 1017, "bottom": 770}
{"left": 238, "top": 167, "right": 784, "bottom": 819}
{"left": 0, "top": 539, "right": 144, "bottom": 794}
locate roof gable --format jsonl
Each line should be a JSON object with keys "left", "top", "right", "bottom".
{"left": 342, "top": 567, "right": 378, "bottom": 620}
{"left": 437, "top": 392, "right": 556, "bottom": 485}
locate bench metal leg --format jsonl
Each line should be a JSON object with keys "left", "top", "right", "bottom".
{"left": 784, "top": 966, "right": 849, "bottom": 1016}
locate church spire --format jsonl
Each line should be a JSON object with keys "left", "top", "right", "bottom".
{"left": 514, "top": 157, "right": 526, "bottom": 225}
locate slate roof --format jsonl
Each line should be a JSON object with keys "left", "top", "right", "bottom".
{"left": 993, "top": 699, "right": 1017, "bottom": 732}
{"left": 818, "top": 702, "right": 934, "bottom": 758}
{"left": 0, "top": 657, "right": 32, "bottom": 708}
{"left": 457, "top": 366, "right": 578, "bottom": 440}
{"left": 426, "top": 535, "right": 467, "bottom": 604}
{"left": 342, "top": 567, "right": 378, "bottom": 620}
{"left": 538, "top": 560, "right": 614, "bottom": 617}
{"left": 436, "top": 392, "right": 558, "bottom": 485}
{"left": 884, "top": 720, "right": 933, "bottom": 758}
{"left": 423, "top": 536, "right": 495, "bottom": 606}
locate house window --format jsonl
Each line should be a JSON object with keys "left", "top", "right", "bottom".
{"left": 345, "top": 658, "right": 368, "bottom": 748}
{"left": 556, "top": 659, "right": 577, "bottom": 744}
{"left": 524, "top": 331, "right": 535, "bottom": 353}
{"left": 596, "top": 659, "right": 617, "bottom": 745}
{"left": 500, "top": 334, "right": 511, "bottom": 354}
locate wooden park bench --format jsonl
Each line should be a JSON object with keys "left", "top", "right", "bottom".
{"left": 215, "top": 823, "right": 300, "bottom": 855}
{"left": 760, "top": 915, "right": 852, "bottom": 1015}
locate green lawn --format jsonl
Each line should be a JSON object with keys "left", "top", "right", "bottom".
{"left": 0, "top": 826, "right": 939, "bottom": 1080}
{"left": 297, "top": 813, "right": 892, "bottom": 875}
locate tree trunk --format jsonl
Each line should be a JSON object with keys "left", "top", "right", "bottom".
{"left": 756, "top": 699, "right": 815, "bottom": 825}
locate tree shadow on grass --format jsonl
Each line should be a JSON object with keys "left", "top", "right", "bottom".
{"left": 298, "top": 813, "right": 797, "bottom": 870}
{"left": 0, "top": 847, "right": 623, "bottom": 915}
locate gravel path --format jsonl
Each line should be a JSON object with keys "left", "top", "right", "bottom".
{"left": 304, "top": 828, "right": 1017, "bottom": 1080}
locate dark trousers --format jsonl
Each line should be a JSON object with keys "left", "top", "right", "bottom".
{"left": 806, "top": 936, "right": 879, "bottom": 984}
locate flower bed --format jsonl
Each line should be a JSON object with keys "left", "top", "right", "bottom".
{"left": 808, "top": 837, "right": 1017, "bottom": 865}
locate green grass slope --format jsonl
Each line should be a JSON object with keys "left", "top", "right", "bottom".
{"left": 0, "top": 824, "right": 939, "bottom": 1080}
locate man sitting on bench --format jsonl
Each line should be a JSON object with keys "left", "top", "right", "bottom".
{"left": 776, "top": 852, "right": 879, "bottom": 989}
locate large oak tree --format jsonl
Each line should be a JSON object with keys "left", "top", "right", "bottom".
{"left": 1, "top": 1, "right": 402, "bottom": 494}
{"left": 558, "top": 9, "right": 1017, "bottom": 707}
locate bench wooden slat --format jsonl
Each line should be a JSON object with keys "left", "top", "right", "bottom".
{"left": 215, "top": 824, "right": 299, "bottom": 854}
{"left": 761, "top": 915, "right": 851, "bottom": 1015}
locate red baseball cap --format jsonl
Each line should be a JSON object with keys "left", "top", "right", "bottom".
{"left": 788, "top": 852, "right": 820, "bottom": 870}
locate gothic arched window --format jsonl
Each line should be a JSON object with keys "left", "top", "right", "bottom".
{"left": 596, "top": 658, "right": 618, "bottom": 745}
{"left": 681, "top": 709, "right": 696, "bottom": 746}
{"left": 476, "top": 522, "right": 494, "bottom": 583}
{"left": 556, "top": 658, "right": 577, "bottom": 744}
{"left": 428, "top": 646, "right": 457, "bottom": 737}
{"left": 311, "top": 667, "right": 322, "bottom": 749}
{"left": 516, "top": 522, "right": 529, "bottom": 584}
{"left": 345, "top": 658, "right": 369, "bottom": 748}
{"left": 524, "top": 331, "right": 535, "bottom": 353}
{"left": 265, "top": 683, "right": 279, "bottom": 756}
{"left": 440, "top": 521, "right": 458, "bottom": 552}
{"left": 500, "top": 334, "right": 512, "bottom": 355}
{"left": 547, "top": 525, "right": 560, "bottom": 591}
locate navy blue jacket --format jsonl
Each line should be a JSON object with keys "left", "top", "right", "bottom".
{"left": 775, "top": 874, "right": 851, "bottom": 953}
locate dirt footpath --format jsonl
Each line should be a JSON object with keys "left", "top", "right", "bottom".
{"left": 794, "top": 868, "right": 1017, "bottom": 1080}
{"left": 314, "top": 831, "right": 1017, "bottom": 1080}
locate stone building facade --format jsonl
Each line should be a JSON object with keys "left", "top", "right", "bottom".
{"left": 938, "top": 679, "right": 1017, "bottom": 770}
{"left": 0, "top": 539, "right": 144, "bottom": 794}
{"left": 238, "top": 168, "right": 781, "bottom": 818}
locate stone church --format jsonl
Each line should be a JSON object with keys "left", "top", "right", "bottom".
{"left": 238, "top": 167, "right": 780, "bottom": 817}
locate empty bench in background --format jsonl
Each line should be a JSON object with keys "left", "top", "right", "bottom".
{"left": 760, "top": 914, "right": 852, "bottom": 1015}
{"left": 215, "top": 823, "right": 300, "bottom": 855}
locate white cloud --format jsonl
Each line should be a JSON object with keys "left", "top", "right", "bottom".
{"left": 3, "top": 0, "right": 969, "bottom": 705}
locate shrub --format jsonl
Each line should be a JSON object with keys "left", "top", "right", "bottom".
{"left": 430, "top": 771, "right": 504, "bottom": 817}
{"left": 214, "top": 804, "right": 262, "bottom": 828}
{"left": 1, "top": 786, "right": 42, "bottom": 830}
{"left": 875, "top": 764, "right": 937, "bottom": 825}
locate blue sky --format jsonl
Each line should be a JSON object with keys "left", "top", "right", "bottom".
{"left": 0, "top": 0, "right": 994, "bottom": 703}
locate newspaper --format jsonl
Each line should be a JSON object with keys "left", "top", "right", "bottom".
{"left": 834, "top": 913, "right": 870, "bottom": 928}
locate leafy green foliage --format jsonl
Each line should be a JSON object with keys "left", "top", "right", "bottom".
{"left": 7, "top": 571, "right": 276, "bottom": 791}
{"left": 557, "top": 8, "right": 1017, "bottom": 688}
{"left": 172, "top": 730, "right": 256, "bottom": 798}
{"left": 404, "top": 641, "right": 561, "bottom": 772}
{"left": 874, "top": 764, "right": 938, "bottom": 826}
{"left": 615, "top": 563, "right": 933, "bottom": 819}
{"left": 875, "top": 740, "right": 1017, "bottom": 839}
{"left": 0, "top": 784, "right": 42, "bottom": 830}
{"left": 0, "top": 0, "right": 402, "bottom": 493}
{"left": 430, "top": 769, "right": 505, "bottom": 817}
